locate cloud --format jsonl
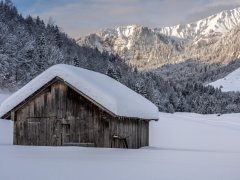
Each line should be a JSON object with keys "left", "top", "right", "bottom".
{"left": 28, "top": 0, "right": 150, "bottom": 37}
{"left": 186, "top": 0, "right": 240, "bottom": 22}
{"left": 14, "top": 0, "right": 240, "bottom": 38}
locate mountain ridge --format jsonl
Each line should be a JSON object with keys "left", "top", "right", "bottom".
{"left": 78, "top": 7, "right": 240, "bottom": 70}
{"left": 158, "top": 7, "right": 240, "bottom": 41}
{"left": 79, "top": 6, "right": 240, "bottom": 42}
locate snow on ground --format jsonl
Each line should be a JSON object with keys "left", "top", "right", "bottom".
{"left": 150, "top": 112, "right": 240, "bottom": 151}
{"left": 1, "top": 113, "right": 240, "bottom": 180}
{"left": 0, "top": 119, "right": 12, "bottom": 145}
{"left": 210, "top": 68, "right": 240, "bottom": 92}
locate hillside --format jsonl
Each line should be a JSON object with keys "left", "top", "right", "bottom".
{"left": 1, "top": 113, "right": 240, "bottom": 180}
{"left": 210, "top": 67, "right": 240, "bottom": 92}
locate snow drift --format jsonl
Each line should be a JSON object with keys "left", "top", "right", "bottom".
{"left": 150, "top": 112, "right": 240, "bottom": 151}
{"left": 0, "top": 119, "right": 13, "bottom": 145}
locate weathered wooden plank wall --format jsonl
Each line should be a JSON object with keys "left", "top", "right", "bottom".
{"left": 13, "top": 80, "right": 149, "bottom": 149}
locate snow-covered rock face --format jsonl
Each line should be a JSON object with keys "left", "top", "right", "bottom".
{"left": 79, "top": 25, "right": 137, "bottom": 53}
{"left": 78, "top": 25, "right": 181, "bottom": 69}
{"left": 101, "top": 25, "right": 136, "bottom": 39}
{"left": 78, "top": 7, "right": 240, "bottom": 70}
{"left": 158, "top": 7, "right": 240, "bottom": 41}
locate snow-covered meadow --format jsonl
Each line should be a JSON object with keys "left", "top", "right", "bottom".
{"left": 210, "top": 67, "right": 240, "bottom": 92}
{"left": 1, "top": 112, "right": 240, "bottom": 180}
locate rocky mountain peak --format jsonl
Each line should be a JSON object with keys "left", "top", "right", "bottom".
{"left": 78, "top": 7, "right": 240, "bottom": 70}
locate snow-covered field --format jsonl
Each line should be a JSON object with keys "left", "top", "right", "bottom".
{"left": 151, "top": 113, "right": 240, "bottom": 151}
{"left": 210, "top": 68, "right": 240, "bottom": 92}
{"left": 1, "top": 112, "right": 240, "bottom": 180}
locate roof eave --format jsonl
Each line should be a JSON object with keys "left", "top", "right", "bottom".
{"left": 0, "top": 113, "right": 11, "bottom": 120}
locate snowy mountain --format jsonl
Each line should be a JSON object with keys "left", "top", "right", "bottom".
{"left": 158, "top": 7, "right": 240, "bottom": 41}
{"left": 210, "top": 67, "right": 240, "bottom": 92}
{"left": 78, "top": 7, "right": 240, "bottom": 70}
{"left": 78, "top": 25, "right": 182, "bottom": 69}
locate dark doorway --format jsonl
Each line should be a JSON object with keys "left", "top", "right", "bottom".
{"left": 62, "top": 124, "right": 70, "bottom": 145}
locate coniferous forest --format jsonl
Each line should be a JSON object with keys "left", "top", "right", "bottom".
{"left": 1, "top": 0, "right": 240, "bottom": 114}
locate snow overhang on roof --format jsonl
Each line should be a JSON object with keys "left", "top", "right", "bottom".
{"left": 0, "top": 64, "right": 159, "bottom": 120}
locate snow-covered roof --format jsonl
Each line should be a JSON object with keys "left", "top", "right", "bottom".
{"left": 0, "top": 64, "right": 159, "bottom": 120}
{"left": 209, "top": 68, "right": 240, "bottom": 92}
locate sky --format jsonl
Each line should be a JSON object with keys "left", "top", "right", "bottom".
{"left": 11, "top": 0, "right": 240, "bottom": 39}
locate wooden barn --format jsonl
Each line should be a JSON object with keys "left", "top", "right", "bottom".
{"left": 0, "top": 64, "right": 158, "bottom": 149}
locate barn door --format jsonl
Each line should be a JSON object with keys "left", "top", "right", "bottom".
{"left": 27, "top": 119, "right": 41, "bottom": 145}
{"left": 45, "top": 117, "right": 61, "bottom": 146}
{"left": 27, "top": 117, "right": 61, "bottom": 146}
{"left": 62, "top": 124, "right": 70, "bottom": 145}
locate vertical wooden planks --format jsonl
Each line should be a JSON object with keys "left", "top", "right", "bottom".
{"left": 13, "top": 79, "right": 151, "bottom": 149}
